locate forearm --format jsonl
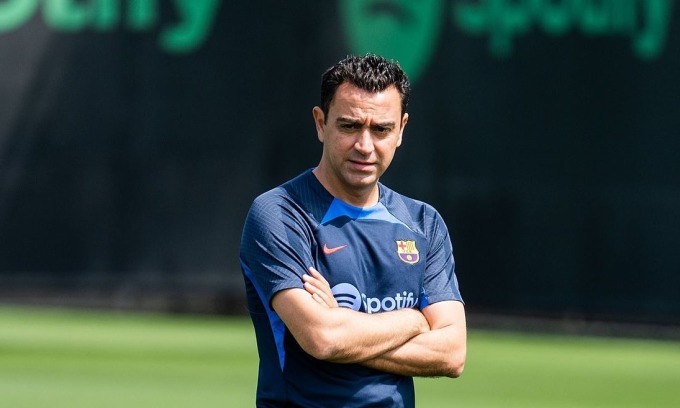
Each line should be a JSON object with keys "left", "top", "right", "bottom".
{"left": 360, "top": 324, "right": 466, "bottom": 377}
{"left": 272, "top": 287, "right": 430, "bottom": 364}
{"left": 300, "top": 267, "right": 467, "bottom": 376}
{"left": 311, "top": 305, "right": 430, "bottom": 363}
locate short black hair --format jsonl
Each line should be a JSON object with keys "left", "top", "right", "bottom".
{"left": 320, "top": 54, "right": 410, "bottom": 121}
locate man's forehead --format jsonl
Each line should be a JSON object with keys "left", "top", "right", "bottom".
{"left": 329, "top": 83, "right": 402, "bottom": 116}
{"left": 334, "top": 82, "right": 399, "bottom": 99}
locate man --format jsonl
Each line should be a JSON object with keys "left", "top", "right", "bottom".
{"left": 240, "top": 54, "right": 466, "bottom": 407}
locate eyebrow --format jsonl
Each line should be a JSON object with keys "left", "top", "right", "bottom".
{"left": 335, "top": 117, "right": 396, "bottom": 128}
{"left": 335, "top": 117, "right": 360, "bottom": 125}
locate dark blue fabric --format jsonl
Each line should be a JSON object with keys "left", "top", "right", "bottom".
{"left": 240, "top": 169, "right": 462, "bottom": 407}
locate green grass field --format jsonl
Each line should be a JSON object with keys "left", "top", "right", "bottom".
{"left": 1, "top": 306, "right": 678, "bottom": 407}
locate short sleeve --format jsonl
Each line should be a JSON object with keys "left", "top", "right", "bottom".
{"left": 240, "top": 190, "right": 316, "bottom": 307}
{"left": 421, "top": 209, "right": 463, "bottom": 307}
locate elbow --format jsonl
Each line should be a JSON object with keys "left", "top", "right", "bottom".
{"left": 447, "top": 351, "right": 467, "bottom": 378}
{"left": 449, "top": 361, "right": 465, "bottom": 378}
{"left": 305, "top": 342, "right": 338, "bottom": 361}
{"left": 299, "top": 330, "right": 342, "bottom": 361}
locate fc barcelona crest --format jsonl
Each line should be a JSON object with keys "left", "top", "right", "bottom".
{"left": 396, "top": 240, "right": 419, "bottom": 264}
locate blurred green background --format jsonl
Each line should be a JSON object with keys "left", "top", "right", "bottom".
{"left": 2, "top": 1, "right": 680, "bottom": 405}
{"left": 2, "top": 0, "right": 679, "bottom": 323}
{"left": 2, "top": 306, "right": 678, "bottom": 407}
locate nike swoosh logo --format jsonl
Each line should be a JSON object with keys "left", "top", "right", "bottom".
{"left": 323, "top": 244, "right": 348, "bottom": 255}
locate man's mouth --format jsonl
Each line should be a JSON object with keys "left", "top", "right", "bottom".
{"left": 349, "top": 160, "right": 376, "bottom": 170}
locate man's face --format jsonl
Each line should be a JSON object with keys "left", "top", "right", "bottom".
{"left": 313, "top": 82, "right": 408, "bottom": 204}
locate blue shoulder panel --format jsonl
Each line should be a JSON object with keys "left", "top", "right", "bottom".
{"left": 321, "top": 198, "right": 410, "bottom": 229}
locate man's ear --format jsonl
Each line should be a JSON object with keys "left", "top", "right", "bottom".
{"left": 397, "top": 112, "right": 409, "bottom": 147}
{"left": 312, "top": 107, "right": 326, "bottom": 142}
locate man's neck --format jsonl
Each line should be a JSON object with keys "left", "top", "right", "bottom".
{"left": 312, "top": 167, "right": 379, "bottom": 208}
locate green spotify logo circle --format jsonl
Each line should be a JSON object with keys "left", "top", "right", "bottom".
{"left": 339, "top": 0, "right": 445, "bottom": 84}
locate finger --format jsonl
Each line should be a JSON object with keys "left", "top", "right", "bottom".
{"left": 305, "top": 268, "right": 337, "bottom": 307}
{"left": 308, "top": 267, "right": 329, "bottom": 285}
{"left": 313, "top": 289, "right": 338, "bottom": 308}
{"left": 304, "top": 271, "right": 329, "bottom": 291}
{"left": 304, "top": 279, "right": 330, "bottom": 298}
{"left": 312, "top": 283, "right": 338, "bottom": 308}
{"left": 312, "top": 293, "right": 330, "bottom": 308}
{"left": 303, "top": 280, "right": 317, "bottom": 295}
{"left": 302, "top": 273, "right": 321, "bottom": 287}
{"left": 304, "top": 276, "right": 330, "bottom": 296}
{"left": 304, "top": 280, "right": 332, "bottom": 308}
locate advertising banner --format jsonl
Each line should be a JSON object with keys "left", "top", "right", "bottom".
{"left": 1, "top": 0, "right": 678, "bottom": 322}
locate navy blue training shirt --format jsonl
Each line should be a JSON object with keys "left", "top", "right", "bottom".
{"left": 240, "top": 169, "right": 462, "bottom": 407}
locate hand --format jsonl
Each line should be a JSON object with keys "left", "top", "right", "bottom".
{"left": 303, "top": 267, "right": 338, "bottom": 308}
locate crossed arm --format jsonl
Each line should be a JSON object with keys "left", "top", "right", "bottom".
{"left": 271, "top": 267, "right": 466, "bottom": 378}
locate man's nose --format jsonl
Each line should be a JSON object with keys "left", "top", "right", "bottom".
{"left": 354, "top": 129, "right": 374, "bottom": 154}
